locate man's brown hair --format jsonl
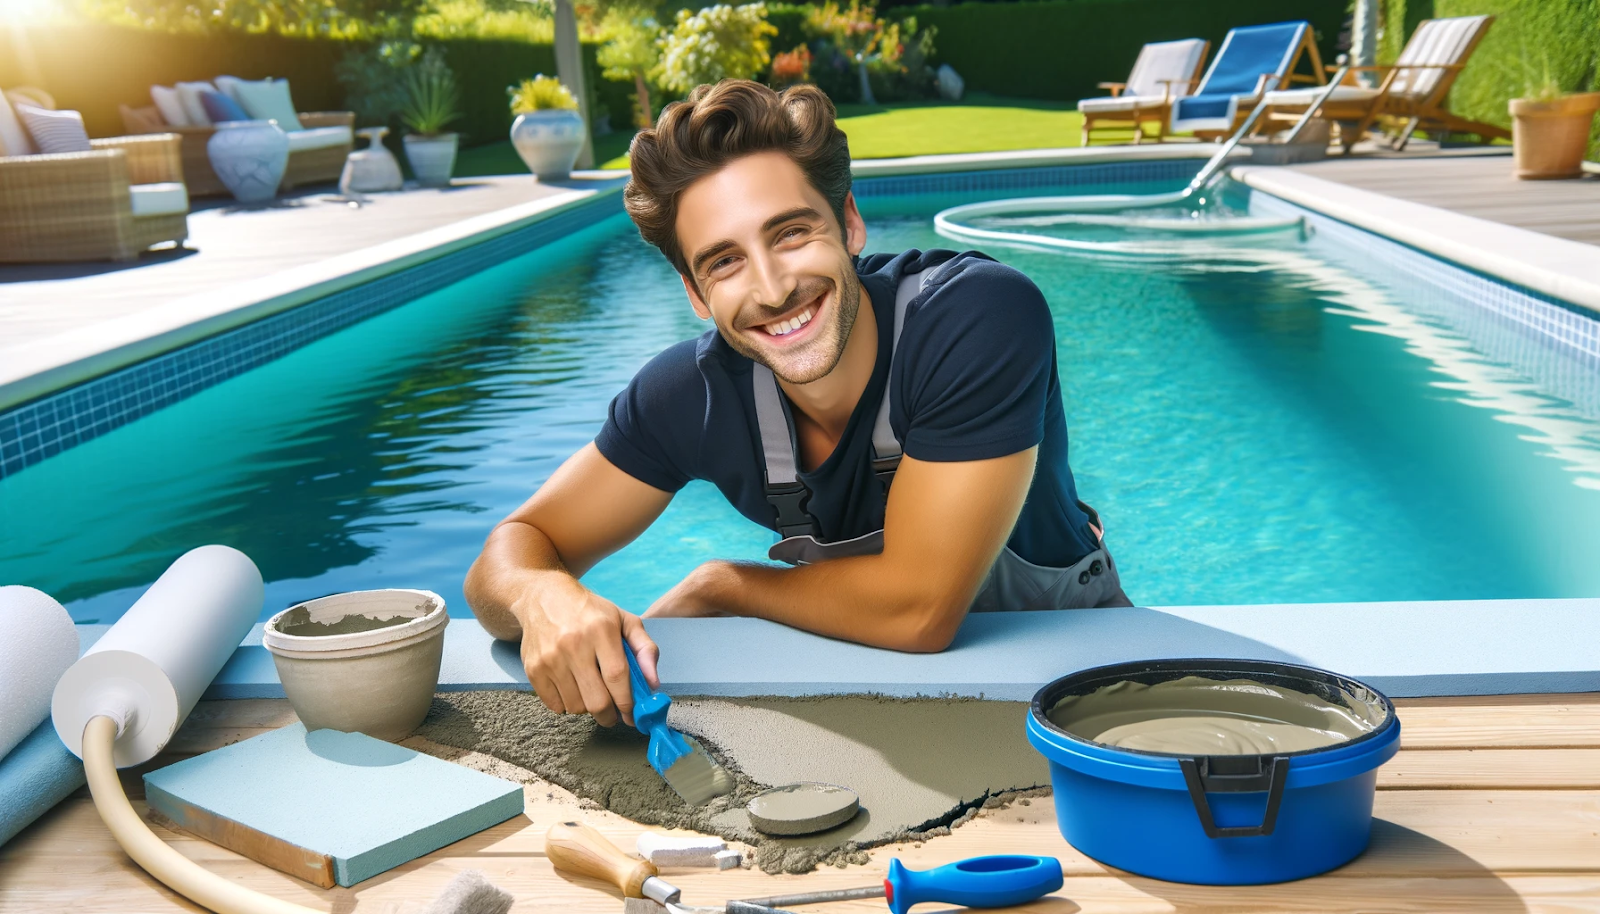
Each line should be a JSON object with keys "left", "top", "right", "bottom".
{"left": 624, "top": 79, "right": 852, "bottom": 278}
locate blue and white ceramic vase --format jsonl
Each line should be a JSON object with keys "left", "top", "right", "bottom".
{"left": 510, "top": 110, "right": 585, "bottom": 181}
{"left": 207, "top": 120, "right": 290, "bottom": 203}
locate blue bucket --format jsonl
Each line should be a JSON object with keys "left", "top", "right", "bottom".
{"left": 1027, "top": 659, "right": 1400, "bottom": 885}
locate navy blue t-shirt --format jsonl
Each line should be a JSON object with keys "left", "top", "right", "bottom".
{"left": 594, "top": 249, "right": 1098, "bottom": 568}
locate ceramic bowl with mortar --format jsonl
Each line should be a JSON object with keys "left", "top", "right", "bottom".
{"left": 263, "top": 589, "right": 448, "bottom": 741}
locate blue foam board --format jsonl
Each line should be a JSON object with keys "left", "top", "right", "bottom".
{"left": 143, "top": 724, "right": 524, "bottom": 886}
{"left": 78, "top": 596, "right": 1600, "bottom": 702}
{"left": 0, "top": 720, "right": 86, "bottom": 847}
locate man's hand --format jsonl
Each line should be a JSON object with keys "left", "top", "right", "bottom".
{"left": 644, "top": 563, "right": 736, "bottom": 618}
{"left": 465, "top": 442, "right": 675, "bottom": 727}
{"left": 514, "top": 576, "right": 660, "bottom": 727}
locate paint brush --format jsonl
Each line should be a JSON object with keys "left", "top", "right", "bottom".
{"left": 623, "top": 641, "right": 734, "bottom": 806}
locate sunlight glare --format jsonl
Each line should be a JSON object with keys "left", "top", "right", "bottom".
{"left": 0, "top": 0, "right": 58, "bottom": 25}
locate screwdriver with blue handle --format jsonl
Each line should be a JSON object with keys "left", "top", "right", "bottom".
{"left": 731, "top": 855, "right": 1064, "bottom": 914}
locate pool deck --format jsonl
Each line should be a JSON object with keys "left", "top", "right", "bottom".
{"left": 4, "top": 691, "right": 1598, "bottom": 912}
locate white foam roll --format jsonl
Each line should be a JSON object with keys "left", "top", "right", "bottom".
{"left": 53, "top": 545, "right": 263, "bottom": 768}
{"left": 0, "top": 586, "right": 78, "bottom": 761}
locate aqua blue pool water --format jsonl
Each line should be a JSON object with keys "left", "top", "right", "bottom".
{"left": 4, "top": 181, "right": 1600, "bottom": 623}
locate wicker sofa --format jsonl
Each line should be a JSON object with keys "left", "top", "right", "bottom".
{"left": 0, "top": 132, "right": 189, "bottom": 263}
{"left": 120, "top": 104, "right": 355, "bottom": 197}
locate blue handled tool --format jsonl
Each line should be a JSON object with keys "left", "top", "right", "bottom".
{"left": 623, "top": 640, "right": 733, "bottom": 806}
{"left": 735, "top": 854, "right": 1064, "bottom": 914}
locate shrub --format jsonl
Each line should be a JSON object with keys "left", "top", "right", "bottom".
{"left": 770, "top": 44, "right": 812, "bottom": 88}
{"left": 597, "top": 10, "right": 661, "bottom": 126}
{"left": 400, "top": 47, "right": 463, "bottom": 136}
{"left": 652, "top": 3, "right": 778, "bottom": 95}
{"left": 414, "top": 0, "right": 554, "bottom": 42}
{"left": 337, "top": 40, "right": 422, "bottom": 128}
{"left": 509, "top": 74, "right": 579, "bottom": 113}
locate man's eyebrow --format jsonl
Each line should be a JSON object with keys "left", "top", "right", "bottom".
{"left": 689, "top": 208, "right": 826, "bottom": 276}
{"left": 691, "top": 239, "right": 738, "bottom": 277}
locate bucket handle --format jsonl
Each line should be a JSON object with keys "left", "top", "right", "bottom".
{"left": 1178, "top": 755, "right": 1289, "bottom": 839}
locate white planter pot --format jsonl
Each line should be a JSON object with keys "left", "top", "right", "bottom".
{"left": 206, "top": 119, "right": 290, "bottom": 203}
{"left": 262, "top": 589, "right": 448, "bottom": 741}
{"left": 510, "top": 109, "right": 585, "bottom": 181}
{"left": 404, "top": 133, "right": 459, "bottom": 188}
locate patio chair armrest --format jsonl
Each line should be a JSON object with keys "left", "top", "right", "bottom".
{"left": 297, "top": 111, "right": 356, "bottom": 129}
{"left": 0, "top": 149, "right": 130, "bottom": 220}
{"left": 1097, "top": 82, "right": 1126, "bottom": 97}
{"left": 91, "top": 133, "right": 183, "bottom": 185}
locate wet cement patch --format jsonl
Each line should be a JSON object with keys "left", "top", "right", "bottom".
{"left": 416, "top": 692, "right": 1048, "bottom": 873}
{"left": 273, "top": 608, "right": 415, "bottom": 636}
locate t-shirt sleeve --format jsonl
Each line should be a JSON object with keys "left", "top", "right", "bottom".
{"left": 593, "top": 341, "right": 702, "bottom": 493}
{"left": 894, "top": 259, "right": 1056, "bottom": 462}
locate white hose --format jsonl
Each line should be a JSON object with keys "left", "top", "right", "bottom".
{"left": 81, "top": 715, "right": 321, "bottom": 914}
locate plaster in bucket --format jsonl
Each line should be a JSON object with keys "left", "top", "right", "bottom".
{"left": 263, "top": 589, "right": 448, "bottom": 741}
{"left": 1046, "top": 675, "right": 1385, "bottom": 755}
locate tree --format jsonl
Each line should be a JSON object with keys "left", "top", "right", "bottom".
{"left": 597, "top": 10, "right": 660, "bottom": 127}
{"left": 652, "top": 3, "right": 777, "bottom": 96}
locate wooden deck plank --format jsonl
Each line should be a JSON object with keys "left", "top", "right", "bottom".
{"left": 1287, "top": 155, "right": 1600, "bottom": 247}
{"left": 8, "top": 697, "right": 1600, "bottom": 912}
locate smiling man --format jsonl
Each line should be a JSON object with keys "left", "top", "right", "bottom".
{"left": 465, "top": 80, "right": 1130, "bottom": 726}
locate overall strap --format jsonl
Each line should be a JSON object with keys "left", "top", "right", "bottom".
{"left": 754, "top": 261, "right": 941, "bottom": 539}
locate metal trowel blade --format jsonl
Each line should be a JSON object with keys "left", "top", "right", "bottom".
{"left": 661, "top": 736, "right": 734, "bottom": 806}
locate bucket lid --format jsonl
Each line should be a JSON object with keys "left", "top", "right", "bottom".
{"left": 263, "top": 589, "right": 447, "bottom": 655}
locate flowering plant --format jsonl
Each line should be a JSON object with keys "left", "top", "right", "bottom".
{"left": 652, "top": 3, "right": 778, "bottom": 95}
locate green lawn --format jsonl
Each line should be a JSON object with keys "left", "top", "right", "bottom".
{"left": 454, "top": 93, "right": 1154, "bottom": 177}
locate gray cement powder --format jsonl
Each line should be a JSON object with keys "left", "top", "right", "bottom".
{"left": 417, "top": 692, "right": 1049, "bottom": 874}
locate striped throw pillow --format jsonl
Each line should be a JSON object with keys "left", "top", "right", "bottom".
{"left": 15, "top": 104, "right": 92, "bottom": 154}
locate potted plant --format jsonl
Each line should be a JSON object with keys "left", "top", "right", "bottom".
{"left": 1508, "top": 58, "right": 1600, "bottom": 180}
{"left": 400, "top": 49, "right": 462, "bottom": 188}
{"left": 508, "top": 75, "right": 586, "bottom": 181}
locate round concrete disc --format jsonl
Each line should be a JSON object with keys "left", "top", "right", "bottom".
{"left": 747, "top": 782, "right": 860, "bottom": 836}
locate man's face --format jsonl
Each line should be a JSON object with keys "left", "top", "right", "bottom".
{"left": 675, "top": 151, "right": 868, "bottom": 385}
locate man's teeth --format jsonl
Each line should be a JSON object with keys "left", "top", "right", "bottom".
{"left": 765, "top": 307, "right": 815, "bottom": 337}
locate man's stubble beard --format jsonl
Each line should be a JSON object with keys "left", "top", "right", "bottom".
{"left": 720, "top": 266, "right": 861, "bottom": 386}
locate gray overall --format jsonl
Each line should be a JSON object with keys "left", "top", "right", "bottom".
{"left": 751, "top": 264, "right": 1133, "bottom": 612}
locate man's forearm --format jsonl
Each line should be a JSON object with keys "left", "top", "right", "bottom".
{"left": 463, "top": 522, "right": 580, "bottom": 641}
{"left": 689, "top": 554, "right": 978, "bottom": 651}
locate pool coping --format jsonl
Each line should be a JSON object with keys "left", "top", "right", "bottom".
{"left": 849, "top": 142, "right": 1239, "bottom": 177}
{"left": 1231, "top": 165, "right": 1600, "bottom": 317}
{"left": 70, "top": 595, "right": 1600, "bottom": 701}
{"left": 0, "top": 177, "right": 629, "bottom": 415}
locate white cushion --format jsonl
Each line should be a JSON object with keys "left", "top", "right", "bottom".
{"left": 1392, "top": 15, "right": 1487, "bottom": 99}
{"left": 129, "top": 182, "right": 189, "bottom": 217}
{"left": 1125, "top": 38, "right": 1209, "bottom": 99}
{"left": 232, "top": 79, "right": 303, "bottom": 132}
{"left": 151, "top": 85, "right": 189, "bottom": 127}
{"left": 1078, "top": 95, "right": 1169, "bottom": 114}
{"left": 15, "top": 104, "right": 92, "bottom": 154}
{"left": 1263, "top": 85, "right": 1381, "bottom": 106}
{"left": 286, "top": 125, "right": 353, "bottom": 153}
{"left": 175, "top": 81, "right": 217, "bottom": 127}
{"left": 0, "top": 87, "right": 34, "bottom": 156}
{"left": 214, "top": 75, "right": 246, "bottom": 106}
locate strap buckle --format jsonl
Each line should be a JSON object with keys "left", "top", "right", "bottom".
{"left": 766, "top": 482, "right": 816, "bottom": 538}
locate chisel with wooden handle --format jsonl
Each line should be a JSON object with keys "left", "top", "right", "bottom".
{"left": 546, "top": 820, "right": 726, "bottom": 913}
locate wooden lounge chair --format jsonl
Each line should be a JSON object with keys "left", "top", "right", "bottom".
{"left": 1078, "top": 39, "right": 1210, "bottom": 145}
{"left": 120, "top": 103, "right": 355, "bottom": 198}
{"left": 1257, "top": 15, "right": 1508, "bottom": 152}
{"left": 0, "top": 87, "right": 189, "bottom": 263}
{"left": 1168, "top": 21, "right": 1326, "bottom": 141}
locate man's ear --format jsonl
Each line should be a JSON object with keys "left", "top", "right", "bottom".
{"left": 681, "top": 273, "right": 712, "bottom": 320}
{"left": 843, "top": 192, "right": 868, "bottom": 257}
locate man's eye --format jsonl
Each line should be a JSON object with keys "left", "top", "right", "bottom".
{"left": 780, "top": 226, "right": 806, "bottom": 241}
{"left": 711, "top": 255, "right": 737, "bottom": 272}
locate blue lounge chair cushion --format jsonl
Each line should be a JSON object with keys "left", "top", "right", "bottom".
{"left": 200, "top": 89, "right": 250, "bottom": 124}
{"left": 1172, "top": 21, "right": 1309, "bottom": 130}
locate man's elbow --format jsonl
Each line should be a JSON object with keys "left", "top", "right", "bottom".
{"left": 895, "top": 599, "right": 968, "bottom": 653}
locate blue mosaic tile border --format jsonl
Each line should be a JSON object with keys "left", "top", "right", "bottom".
{"left": 0, "top": 193, "right": 625, "bottom": 481}
{"left": 1250, "top": 190, "right": 1600, "bottom": 418}
{"left": 852, "top": 157, "right": 1202, "bottom": 198}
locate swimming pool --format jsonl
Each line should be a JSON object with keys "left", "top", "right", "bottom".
{"left": 4, "top": 172, "right": 1599, "bottom": 623}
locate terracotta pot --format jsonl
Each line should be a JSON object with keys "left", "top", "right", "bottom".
{"left": 1509, "top": 92, "right": 1600, "bottom": 180}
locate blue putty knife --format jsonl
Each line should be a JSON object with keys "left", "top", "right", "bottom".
{"left": 733, "top": 854, "right": 1065, "bottom": 914}
{"left": 624, "top": 641, "right": 734, "bottom": 806}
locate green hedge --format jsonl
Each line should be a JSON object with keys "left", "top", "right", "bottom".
{"left": 0, "top": 24, "right": 628, "bottom": 147}
{"left": 888, "top": 0, "right": 1350, "bottom": 103}
{"left": 1380, "top": 0, "right": 1600, "bottom": 154}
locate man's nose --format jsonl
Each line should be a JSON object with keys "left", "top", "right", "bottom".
{"left": 746, "top": 249, "right": 796, "bottom": 310}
